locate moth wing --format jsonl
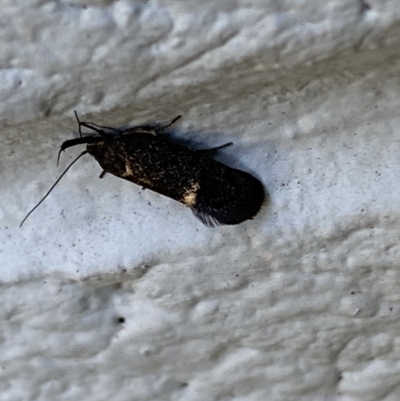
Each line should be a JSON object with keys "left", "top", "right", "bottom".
{"left": 190, "top": 199, "right": 250, "bottom": 227}
{"left": 190, "top": 178, "right": 264, "bottom": 227}
{"left": 190, "top": 206, "right": 221, "bottom": 228}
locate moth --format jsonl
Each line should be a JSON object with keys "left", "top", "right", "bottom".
{"left": 20, "top": 112, "right": 265, "bottom": 227}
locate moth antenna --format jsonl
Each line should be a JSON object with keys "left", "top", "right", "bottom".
{"left": 79, "top": 122, "right": 112, "bottom": 138}
{"left": 74, "top": 111, "right": 113, "bottom": 137}
{"left": 74, "top": 110, "right": 83, "bottom": 138}
{"left": 57, "top": 148, "right": 63, "bottom": 167}
{"left": 57, "top": 111, "right": 83, "bottom": 166}
{"left": 57, "top": 110, "right": 82, "bottom": 166}
{"left": 196, "top": 142, "right": 234, "bottom": 157}
{"left": 20, "top": 150, "right": 88, "bottom": 227}
{"left": 159, "top": 115, "right": 182, "bottom": 131}
{"left": 79, "top": 121, "right": 120, "bottom": 133}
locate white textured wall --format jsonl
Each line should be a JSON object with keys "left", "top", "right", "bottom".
{"left": 2, "top": 0, "right": 400, "bottom": 400}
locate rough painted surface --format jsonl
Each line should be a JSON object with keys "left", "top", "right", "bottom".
{"left": 1, "top": 1, "right": 400, "bottom": 400}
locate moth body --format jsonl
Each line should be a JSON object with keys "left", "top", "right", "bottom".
{"left": 21, "top": 114, "right": 266, "bottom": 227}
{"left": 86, "top": 132, "right": 265, "bottom": 226}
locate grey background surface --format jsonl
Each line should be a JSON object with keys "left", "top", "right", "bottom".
{"left": 1, "top": 1, "right": 400, "bottom": 400}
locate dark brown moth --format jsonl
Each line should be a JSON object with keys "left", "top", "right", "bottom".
{"left": 20, "top": 112, "right": 265, "bottom": 227}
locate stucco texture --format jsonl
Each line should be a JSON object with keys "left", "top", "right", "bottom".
{"left": 1, "top": 0, "right": 400, "bottom": 400}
